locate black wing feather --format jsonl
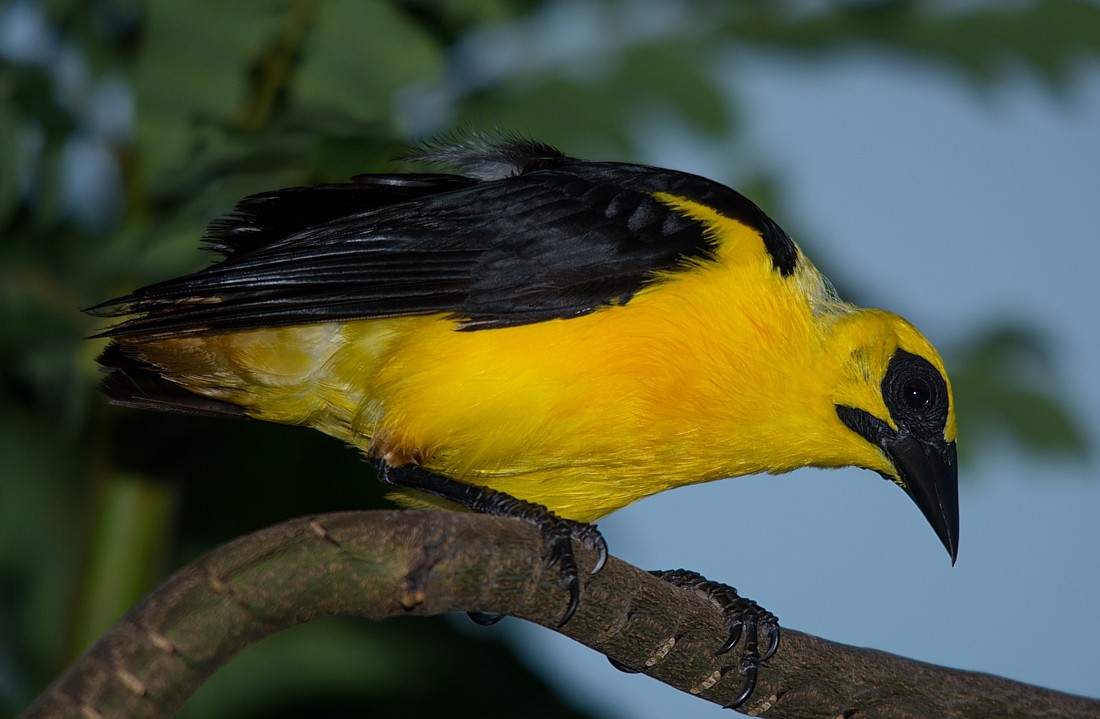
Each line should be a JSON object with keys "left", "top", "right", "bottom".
{"left": 91, "top": 140, "right": 796, "bottom": 338}
{"left": 203, "top": 173, "right": 477, "bottom": 257}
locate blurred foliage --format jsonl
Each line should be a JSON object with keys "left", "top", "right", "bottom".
{"left": 726, "top": 0, "right": 1100, "bottom": 89}
{"left": 951, "top": 325, "right": 1089, "bottom": 462}
{"left": 1, "top": 0, "right": 1096, "bottom": 716}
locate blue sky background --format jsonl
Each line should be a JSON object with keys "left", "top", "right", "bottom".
{"left": 498, "top": 52, "right": 1100, "bottom": 717}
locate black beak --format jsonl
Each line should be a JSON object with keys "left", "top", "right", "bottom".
{"left": 884, "top": 434, "right": 959, "bottom": 564}
{"left": 837, "top": 405, "right": 959, "bottom": 564}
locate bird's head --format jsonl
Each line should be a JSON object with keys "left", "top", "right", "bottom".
{"left": 821, "top": 309, "right": 958, "bottom": 563}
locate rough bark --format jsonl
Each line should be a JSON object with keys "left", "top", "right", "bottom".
{"left": 19, "top": 511, "right": 1099, "bottom": 718}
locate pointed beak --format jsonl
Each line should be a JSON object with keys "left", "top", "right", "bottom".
{"left": 885, "top": 435, "right": 959, "bottom": 564}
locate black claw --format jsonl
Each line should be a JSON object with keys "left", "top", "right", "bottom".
{"left": 467, "top": 611, "right": 505, "bottom": 626}
{"left": 607, "top": 656, "right": 642, "bottom": 674}
{"left": 725, "top": 663, "right": 759, "bottom": 710}
{"left": 652, "top": 568, "right": 779, "bottom": 710}
{"left": 723, "top": 619, "right": 763, "bottom": 710}
{"left": 761, "top": 624, "right": 780, "bottom": 662}
{"left": 372, "top": 459, "right": 607, "bottom": 627}
{"left": 566, "top": 521, "right": 607, "bottom": 574}
{"left": 717, "top": 622, "right": 743, "bottom": 655}
{"left": 541, "top": 522, "right": 583, "bottom": 625}
{"left": 560, "top": 569, "right": 582, "bottom": 626}
{"left": 590, "top": 533, "right": 609, "bottom": 575}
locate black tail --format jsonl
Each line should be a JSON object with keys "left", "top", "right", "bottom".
{"left": 96, "top": 344, "right": 248, "bottom": 419}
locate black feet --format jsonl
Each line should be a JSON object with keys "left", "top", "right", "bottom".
{"left": 652, "top": 569, "right": 779, "bottom": 709}
{"left": 467, "top": 611, "right": 505, "bottom": 626}
{"left": 372, "top": 459, "right": 607, "bottom": 626}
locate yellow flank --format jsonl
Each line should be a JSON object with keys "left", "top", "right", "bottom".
{"left": 124, "top": 191, "right": 955, "bottom": 523}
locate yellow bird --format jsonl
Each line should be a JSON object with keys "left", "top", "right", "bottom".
{"left": 92, "top": 138, "right": 958, "bottom": 706}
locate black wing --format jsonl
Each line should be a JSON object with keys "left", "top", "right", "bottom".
{"left": 90, "top": 139, "right": 797, "bottom": 338}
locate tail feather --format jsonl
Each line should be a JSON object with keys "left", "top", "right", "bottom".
{"left": 96, "top": 343, "right": 248, "bottom": 420}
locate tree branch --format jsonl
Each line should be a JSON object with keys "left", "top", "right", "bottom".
{"left": 19, "top": 511, "right": 1098, "bottom": 719}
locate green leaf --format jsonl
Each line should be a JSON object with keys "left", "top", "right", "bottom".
{"left": 132, "top": 0, "right": 285, "bottom": 181}
{"left": 725, "top": 0, "right": 1100, "bottom": 90}
{"left": 616, "top": 42, "right": 731, "bottom": 135}
{"left": 68, "top": 474, "right": 178, "bottom": 657}
{"left": 949, "top": 324, "right": 1090, "bottom": 464}
{"left": 0, "top": 104, "right": 21, "bottom": 226}
{"left": 294, "top": 0, "right": 443, "bottom": 122}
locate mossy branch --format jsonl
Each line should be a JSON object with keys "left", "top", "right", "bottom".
{"left": 19, "top": 511, "right": 1099, "bottom": 719}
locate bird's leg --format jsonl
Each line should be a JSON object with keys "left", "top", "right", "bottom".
{"left": 655, "top": 569, "right": 779, "bottom": 709}
{"left": 371, "top": 459, "right": 608, "bottom": 626}
{"left": 609, "top": 569, "right": 779, "bottom": 710}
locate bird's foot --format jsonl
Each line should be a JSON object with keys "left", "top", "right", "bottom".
{"left": 651, "top": 569, "right": 779, "bottom": 710}
{"left": 372, "top": 459, "right": 607, "bottom": 626}
{"left": 472, "top": 488, "right": 607, "bottom": 625}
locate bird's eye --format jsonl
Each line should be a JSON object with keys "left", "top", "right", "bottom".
{"left": 882, "top": 350, "right": 949, "bottom": 437}
{"left": 902, "top": 378, "right": 932, "bottom": 411}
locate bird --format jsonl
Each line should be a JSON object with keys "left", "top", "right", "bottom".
{"left": 90, "top": 136, "right": 959, "bottom": 708}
